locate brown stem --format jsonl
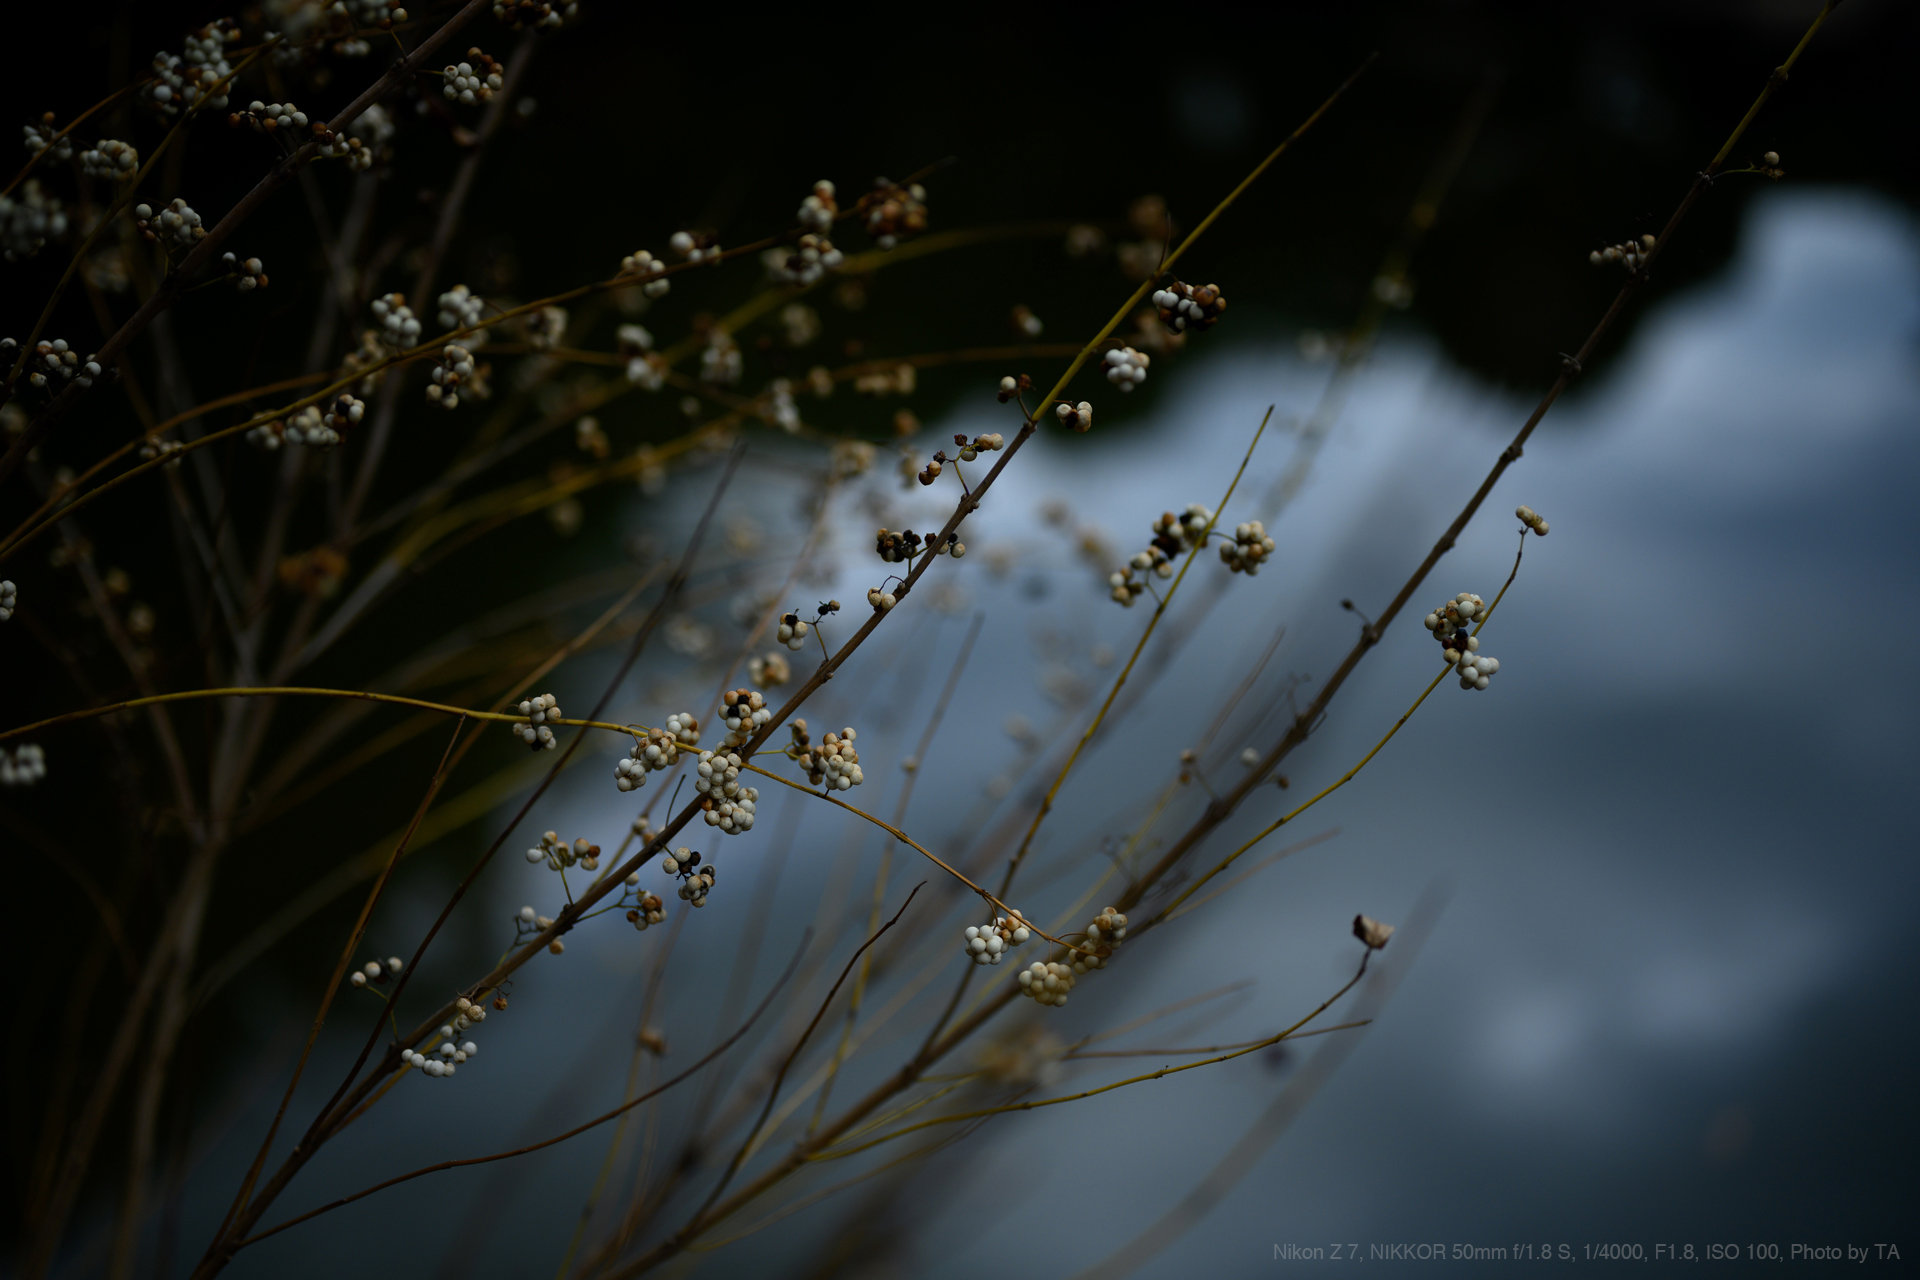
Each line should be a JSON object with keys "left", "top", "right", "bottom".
{"left": 234, "top": 931, "right": 812, "bottom": 1249}
{"left": 194, "top": 448, "right": 745, "bottom": 1273}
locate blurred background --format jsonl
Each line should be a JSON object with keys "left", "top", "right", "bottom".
{"left": 4, "top": 1, "right": 1915, "bottom": 1275}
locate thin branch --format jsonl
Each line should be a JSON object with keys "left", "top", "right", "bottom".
{"left": 811, "top": 612, "right": 986, "bottom": 1130}
{"left": 1063, "top": 889, "right": 1446, "bottom": 1280}
{"left": 691, "top": 883, "right": 926, "bottom": 1224}
{"left": 1147, "top": 526, "right": 1530, "bottom": 926}
{"left": 0, "top": 685, "right": 644, "bottom": 743}
{"left": 194, "top": 446, "right": 745, "bottom": 1275}
{"left": 235, "top": 929, "right": 812, "bottom": 1248}
{"left": 1065, "top": 1021, "right": 1369, "bottom": 1058}
{"left": 808, "top": 955, "right": 1373, "bottom": 1163}
{"left": 207, "top": 717, "right": 465, "bottom": 1250}
{"left": 997, "top": 405, "right": 1276, "bottom": 896}
{"left": 740, "top": 764, "right": 1092, "bottom": 959}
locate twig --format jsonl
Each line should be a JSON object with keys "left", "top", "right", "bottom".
{"left": 1063, "top": 890, "right": 1446, "bottom": 1280}
{"left": 690, "top": 884, "right": 926, "bottom": 1224}
{"left": 206, "top": 717, "right": 465, "bottom": 1255}
{"left": 235, "top": 928, "right": 812, "bottom": 1248}
{"left": 808, "top": 955, "right": 1373, "bottom": 1163}
{"left": 0, "top": 685, "right": 645, "bottom": 743}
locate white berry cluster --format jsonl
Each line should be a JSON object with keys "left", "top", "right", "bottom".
{"left": 1514, "top": 504, "right": 1551, "bottom": 536}
{"left": 407, "top": 1034, "right": 478, "bottom": 1079}
{"left": 0, "top": 579, "right": 15, "bottom": 621}
{"left": 408, "top": 999, "right": 488, "bottom": 1079}
{"left": 436, "top": 284, "right": 489, "bottom": 343}
{"left": 525, "top": 305, "right": 568, "bottom": 351}
{"left": 370, "top": 293, "right": 422, "bottom": 349}
{"left": 322, "top": 393, "right": 365, "bottom": 438}
{"left": 1154, "top": 504, "right": 1213, "bottom": 550}
{"left": 700, "top": 329, "right": 742, "bottom": 384}
{"left": 1103, "top": 345, "right": 1150, "bottom": 391}
{"left": 720, "top": 687, "right": 771, "bottom": 742}
{"left": 670, "top": 229, "right": 722, "bottom": 265}
{"left": 748, "top": 651, "right": 790, "bottom": 688}
{"left": 426, "top": 344, "right": 476, "bottom": 408}
{"left": 776, "top": 612, "right": 811, "bottom": 651}
{"left": 23, "top": 118, "right": 73, "bottom": 164}
{"left": 244, "top": 420, "right": 284, "bottom": 451}
{"left": 1110, "top": 504, "right": 1212, "bottom": 605}
{"left": 626, "top": 889, "right": 666, "bottom": 930}
{"left": 319, "top": 133, "right": 375, "bottom": 171}
{"left": 1017, "top": 960, "right": 1075, "bottom": 1007}
{"left": 512, "top": 904, "right": 569, "bottom": 954}
{"left": 617, "top": 249, "right": 672, "bottom": 298}
{"left": 311, "top": 0, "right": 409, "bottom": 48}
{"left": 1053, "top": 400, "right": 1094, "bottom": 432}
{"left": 0, "top": 181, "right": 67, "bottom": 261}
{"left": 514, "top": 692, "right": 564, "bottom": 750}
{"left": 875, "top": 527, "right": 923, "bottom": 565}
{"left": 798, "top": 179, "right": 838, "bottom": 231}
{"left": 145, "top": 21, "right": 239, "bottom": 117}
{"left": 1422, "top": 593, "right": 1501, "bottom": 690}
{"left": 1071, "top": 907, "right": 1128, "bottom": 974}
{"left": 962, "top": 909, "right": 1032, "bottom": 966}
{"left": 22, "top": 339, "right": 100, "bottom": 391}
{"left": 661, "top": 713, "right": 703, "bottom": 758}
{"left": 79, "top": 139, "right": 138, "bottom": 180}
{"left": 866, "top": 586, "right": 899, "bottom": 612}
{"left": 1454, "top": 649, "right": 1500, "bottom": 690}
{"left": 1423, "top": 592, "right": 1482, "bottom": 652}
{"left": 217, "top": 252, "right": 266, "bottom": 293}
{"left": 1219, "top": 520, "right": 1275, "bottom": 574}
{"left": 526, "top": 830, "right": 602, "bottom": 870}
{"left": 1152, "top": 280, "right": 1227, "bottom": 333}
{"left": 442, "top": 50, "right": 504, "bottom": 105}
{"left": 766, "top": 234, "right": 843, "bottom": 286}
{"left": 347, "top": 955, "right": 406, "bottom": 990}
{"left": 1590, "top": 234, "right": 1656, "bottom": 272}
{"left": 954, "top": 430, "right": 1004, "bottom": 462}
{"left": 264, "top": 403, "right": 339, "bottom": 449}
{"left": 133, "top": 199, "right": 205, "bottom": 249}
{"left": 232, "top": 100, "right": 309, "bottom": 134}
{"left": 695, "top": 750, "right": 759, "bottom": 832}
{"left": 317, "top": 104, "right": 393, "bottom": 170}
{"left": 1110, "top": 564, "right": 1154, "bottom": 606}
{"left": 618, "top": 324, "right": 665, "bottom": 389}
{"left": 661, "top": 846, "right": 716, "bottom": 905}
{"left": 864, "top": 179, "right": 928, "bottom": 250}
{"left": 0, "top": 744, "right": 46, "bottom": 787}
{"left": 614, "top": 714, "right": 700, "bottom": 791}
{"left": 494, "top": 1, "right": 576, "bottom": 29}
{"left": 786, "top": 720, "right": 862, "bottom": 791}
